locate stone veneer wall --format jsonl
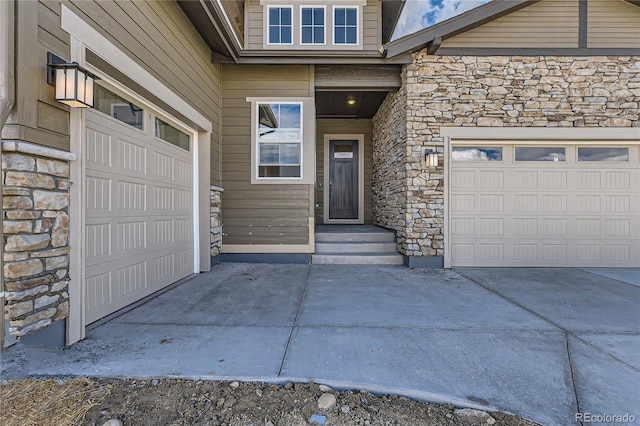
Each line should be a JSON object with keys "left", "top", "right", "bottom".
{"left": 374, "top": 54, "right": 640, "bottom": 258}
{"left": 371, "top": 75, "right": 408, "bottom": 246}
{"left": 210, "top": 186, "right": 223, "bottom": 257}
{"left": 2, "top": 146, "right": 72, "bottom": 337}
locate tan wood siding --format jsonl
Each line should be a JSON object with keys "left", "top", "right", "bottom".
{"left": 221, "top": 64, "right": 313, "bottom": 246}
{"left": 247, "top": 2, "right": 263, "bottom": 50}
{"left": 316, "top": 119, "right": 374, "bottom": 224}
{"left": 588, "top": 0, "right": 640, "bottom": 48}
{"left": 362, "top": 1, "right": 382, "bottom": 50}
{"left": 442, "top": 0, "right": 580, "bottom": 48}
{"left": 30, "top": 1, "right": 223, "bottom": 185}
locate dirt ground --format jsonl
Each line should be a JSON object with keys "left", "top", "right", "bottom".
{"left": 1, "top": 377, "right": 537, "bottom": 426}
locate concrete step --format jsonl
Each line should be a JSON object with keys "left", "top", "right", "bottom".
{"left": 312, "top": 253, "right": 404, "bottom": 265}
{"left": 315, "top": 242, "right": 398, "bottom": 254}
{"left": 315, "top": 231, "right": 395, "bottom": 243}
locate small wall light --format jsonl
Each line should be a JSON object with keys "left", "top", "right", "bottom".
{"left": 47, "top": 52, "right": 98, "bottom": 108}
{"left": 423, "top": 147, "right": 439, "bottom": 168}
{"left": 347, "top": 95, "right": 356, "bottom": 106}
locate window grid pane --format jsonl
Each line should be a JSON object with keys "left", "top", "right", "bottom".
{"left": 334, "top": 7, "right": 357, "bottom": 44}
{"left": 268, "top": 7, "right": 292, "bottom": 44}
{"left": 515, "top": 147, "right": 566, "bottom": 162}
{"left": 93, "top": 84, "right": 144, "bottom": 130}
{"left": 452, "top": 147, "right": 503, "bottom": 161}
{"left": 302, "top": 7, "right": 324, "bottom": 44}
{"left": 578, "top": 147, "right": 629, "bottom": 162}
{"left": 155, "top": 118, "right": 190, "bottom": 151}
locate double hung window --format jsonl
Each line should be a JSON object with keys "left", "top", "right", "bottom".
{"left": 257, "top": 102, "right": 303, "bottom": 178}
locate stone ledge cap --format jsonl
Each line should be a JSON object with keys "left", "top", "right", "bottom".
{"left": 2, "top": 141, "right": 77, "bottom": 162}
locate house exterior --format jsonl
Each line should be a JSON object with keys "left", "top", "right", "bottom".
{"left": 0, "top": 0, "right": 638, "bottom": 347}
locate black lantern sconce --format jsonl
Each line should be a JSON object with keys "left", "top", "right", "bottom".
{"left": 47, "top": 52, "right": 99, "bottom": 108}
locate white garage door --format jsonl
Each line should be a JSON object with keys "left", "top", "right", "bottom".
{"left": 84, "top": 92, "right": 194, "bottom": 324}
{"left": 450, "top": 143, "right": 640, "bottom": 267}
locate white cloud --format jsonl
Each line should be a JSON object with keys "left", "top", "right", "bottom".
{"left": 451, "top": 148, "right": 488, "bottom": 161}
{"left": 393, "top": 0, "right": 492, "bottom": 40}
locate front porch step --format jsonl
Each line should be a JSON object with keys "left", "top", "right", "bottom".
{"left": 312, "top": 253, "right": 404, "bottom": 265}
{"left": 313, "top": 225, "right": 402, "bottom": 265}
{"left": 315, "top": 231, "right": 395, "bottom": 243}
{"left": 315, "top": 241, "right": 398, "bottom": 253}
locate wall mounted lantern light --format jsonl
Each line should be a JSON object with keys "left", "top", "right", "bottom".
{"left": 423, "top": 147, "right": 439, "bottom": 168}
{"left": 47, "top": 52, "right": 98, "bottom": 108}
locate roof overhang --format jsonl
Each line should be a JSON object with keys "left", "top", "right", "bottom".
{"left": 624, "top": 0, "right": 640, "bottom": 6}
{"left": 178, "top": 0, "right": 243, "bottom": 62}
{"left": 179, "top": 0, "right": 412, "bottom": 64}
{"left": 384, "top": 0, "right": 541, "bottom": 59}
{"left": 382, "top": 0, "right": 406, "bottom": 44}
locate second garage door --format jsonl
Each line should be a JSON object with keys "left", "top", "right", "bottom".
{"left": 84, "top": 85, "right": 195, "bottom": 324}
{"left": 449, "top": 143, "right": 639, "bottom": 267}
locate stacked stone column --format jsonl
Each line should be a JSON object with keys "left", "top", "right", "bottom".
{"left": 210, "top": 185, "right": 223, "bottom": 257}
{"left": 2, "top": 150, "right": 71, "bottom": 337}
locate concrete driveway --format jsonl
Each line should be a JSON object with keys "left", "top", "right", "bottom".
{"left": 1, "top": 264, "right": 638, "bottom": 425}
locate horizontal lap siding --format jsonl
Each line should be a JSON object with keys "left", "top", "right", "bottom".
{"left": 221, "top": 64, "right": 313, "bottom": 246}
{"left": 247, "top": 1, "right": 263, "bottom": 50}
{"left": 35, "top": 1, "right": 222, "bottom": 185}
{"left": 588, "top": 0, "right": 640, "bottom": 48}
{"left": 442, "top": 0, "right": 579, "bottom": 48}
{"left": 316, "top": 119, "right": 374, "bottom": 224}
{"left": 362, "top": 2, "right": 381, "bottom": 50}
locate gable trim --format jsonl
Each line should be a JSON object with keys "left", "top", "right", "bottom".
{"left": 433, "top": 47, "right": 640, "bottom": 56}
{"left": 384, "top": 0, "right": 541, "bottom": 58}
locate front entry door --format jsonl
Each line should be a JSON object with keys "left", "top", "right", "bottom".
{"left": 329, "top": 140, "right": 359, "bottom": 219}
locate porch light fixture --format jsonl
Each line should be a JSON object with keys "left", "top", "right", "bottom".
{"left": 423, "top": 147, "right": 439, "bottom": 168}
{"left": 47, "top": 52, "right": 98, "bottom": 108}
{"left": 347, "top": 95, "right": 356, "bottom": 106}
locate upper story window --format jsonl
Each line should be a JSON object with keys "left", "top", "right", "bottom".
{"left": 268, "top": 6, "right": 293, "bottom": 44}
{"left": 301, "top": 7, "right": 325, "bottom": 44}
{"left": 333, "top": 6, "right": 358, "bottom": 45}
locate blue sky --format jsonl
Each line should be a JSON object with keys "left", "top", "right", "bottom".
{"left": 393, "top": 0, "right": 492, "bottom": 39}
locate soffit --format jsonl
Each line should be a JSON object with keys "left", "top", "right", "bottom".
{"left": 315, "top": 91, "right": 390, "bottom": 119}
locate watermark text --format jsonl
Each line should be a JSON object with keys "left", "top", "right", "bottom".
{"left": 575, "top": 413, "right": 636, "bottom": 423}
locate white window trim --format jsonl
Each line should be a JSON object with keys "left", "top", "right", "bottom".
{"left": 247, "top": 97, "right": 315, "bottom": 185}
{"left": 267, "top": 5, "right": 294, "bottom": 45}
{"left": 332, "top": 5, "right": 359, "bottom": 46}
{"left": 300, "top": 5, "right": 327, "bottom": 46}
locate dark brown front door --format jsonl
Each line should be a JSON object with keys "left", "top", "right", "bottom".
{"left": 329, "top": 140, "right": 358, "bottom": 219}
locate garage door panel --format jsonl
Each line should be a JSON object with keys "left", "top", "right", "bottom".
{"left": 450, "top": 142, "right": 639, "bottom": 267}
{"left": 117, "top": 137, "right": 147, "bottom": 174}
{"left": 85, "top": 216, "right": 192, "bottom": 267}
{"left": 85, "top": 109, "right": 194, "bottom": 324}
